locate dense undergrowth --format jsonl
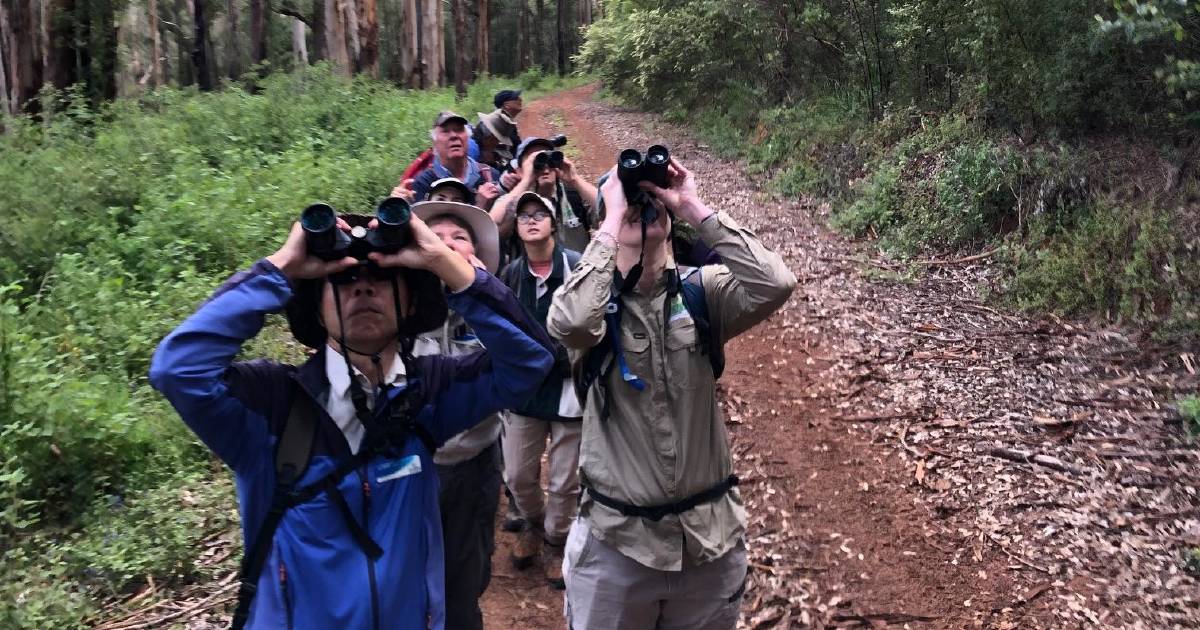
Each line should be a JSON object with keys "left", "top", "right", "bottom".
{"left": 0, "top": 64, "right": 582, "bottom": 628}
{"left": 580, "top": 3, "right": 1200, "bottom": 345}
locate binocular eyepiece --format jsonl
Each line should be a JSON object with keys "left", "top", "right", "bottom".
{"left": 300, "top": 197, "right": 414, "bottom": 263}
{"left": 618, "top": 145, "right": 670, "bottom": 193}
{"left": 616, "top": 145, "right": 671, "bottom": 223}
{"left": 534, "top": 150, "right": 565, "bottom": 171}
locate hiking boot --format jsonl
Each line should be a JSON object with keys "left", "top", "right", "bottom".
{"left": 501, "top": 495, "right": 525, "bottom": 533}
{"left": 511, "top": 524, "right": 543, "bottom": 571}
{"left": 543, "top": 538, "right": 566, "bottom": 590}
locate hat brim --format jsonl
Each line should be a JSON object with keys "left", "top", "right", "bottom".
{"left": 511, "top": 138, "right": 557, "bottom": 170}
{"left": 436, "top": 115, "right": 468, "bottom": 127}
{"left": 285, "top": 269, "right": 448, "bottom": 349}
{"left": 412, "top": 201, "right": 501, "bottom": 274}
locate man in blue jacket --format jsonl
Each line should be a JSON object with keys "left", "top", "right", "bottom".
{"left": 149, "top": 212, "right": 554, "bottom": 630}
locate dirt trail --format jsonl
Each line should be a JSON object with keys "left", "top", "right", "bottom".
{"left": 482, "top": 84, "right": 1199, "bottom": 629}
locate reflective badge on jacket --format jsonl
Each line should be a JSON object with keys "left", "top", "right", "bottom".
{"left": 668, "top": 293, "right": 692, "bottom": 324}
{"left": 377, "top": 454, "right": 422, "bottom": 483}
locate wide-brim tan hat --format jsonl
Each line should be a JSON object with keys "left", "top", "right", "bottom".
{"left": 412, "top": 201, "right": 501, "bottom": 274}
{"left": 477, "top": 110, "right": 516, "bottom": 147}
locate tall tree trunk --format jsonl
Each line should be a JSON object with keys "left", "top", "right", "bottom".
{"left": 310, "top": 0, "right": 326, "bottom": 61}
{"left": 225, "top": 0, "right": 242, "bottom": 77}
{"left": 434, "top": 0, "right": 443, "bottom": 83}
{"left": 324, "top": 0, "right": 350, "bottom": 75}
{"left": 358, "top": 0, "right": 378, "bottom": 76}
{"left": 516, "top": 0, "right": 527, "bottom": 71}
{"left": 149, "top": 0, "right": 163, "bottom": 85}
{"left": 533, "top": 0, "right": 543, "bottom": 69}
{"left": 192, "top": 0, "right": 213, "bottom": 90}
{"left": 417, "top": 0, "right": 440, "bottom": 86}
{"left": 342, "top": 0, "right": 360, "bottom": 70}
{"left": 474, "top": 0, "right": 487, "bottom": 78}
{"left": 452, "top": 0, "right": 465, "bottom": 94}
{"left": 250, "top": 0, "right": 269, "bottom": 68}
{"left": 555, "top": 0, "right": 565, "bottom": 75}
{"left": 42, "top": 0, "right": 72, "bottom": 89}
{"left": 4, "top": 0, "right": 43, "bottom": 112}
{"left": 291, "top": 17, "right": 308, "bottom": 66}
{"left": 0, "top": 0, "right": 11, "bottom": 115}
{"left": 399, "top": 0, "right": 416, "bottom": 86}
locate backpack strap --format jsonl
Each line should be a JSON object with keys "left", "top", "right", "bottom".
{"left": 680, "top": 267, "right": 725, "bottom": 379}
{"left": 231, "top": 384, "right": 319, "bottom": 630}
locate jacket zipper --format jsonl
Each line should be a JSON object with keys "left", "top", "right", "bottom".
{"left": 279, "top": 561, "right": 294, "bottom": 630}
{"left": 361, "top": 471, "right": 381, "bottom": 630}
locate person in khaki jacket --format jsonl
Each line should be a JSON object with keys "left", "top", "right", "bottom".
{"left": 547, "top": 157, "right": 796, "bottom": 630}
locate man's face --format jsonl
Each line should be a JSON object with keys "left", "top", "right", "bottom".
{"left": 429, "top": 187, "right": 467, "bottom": 204}
{"left": 524, "top": 149, "right": 557, "bottom": 187}
{"left": 615, "top": 200, "right": 671, "bottom": 250}
{"left": 428, "top": 218, "right": 477, "bottom": 261}
{"left": 319, "top": 271, "right": 410, "bottom": 349}
{"left": 432, "top": 122, "right": 468, "bottom": 161}
{"left": 516, "top": 202, "right": 553, "bottom": 244}
{"left": 502, "top": 98, "right": 523, "bottom": 118}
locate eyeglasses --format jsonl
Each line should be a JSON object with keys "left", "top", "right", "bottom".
{"left": 517, "top": 211, "right": 551, "bottom": 224}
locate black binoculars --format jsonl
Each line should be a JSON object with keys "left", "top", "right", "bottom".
{"left": 617, "top": 145, "right": 671, "bottom": 222}
{"left": 300, "top": 198, "right": 413, "bottom": 263}
{"left": 534, "top": 150, "right": 565, "bottom": 171}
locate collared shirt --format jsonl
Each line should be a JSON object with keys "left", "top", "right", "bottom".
{"left": 547, "top": 211, "right": 797, "bottom": 571}
{"left": 323, "top": 346, "right": 407, "bottom": 454}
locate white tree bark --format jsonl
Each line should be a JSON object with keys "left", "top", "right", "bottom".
{"left": 292, "top": 17, "right": 308, "bottom": 67}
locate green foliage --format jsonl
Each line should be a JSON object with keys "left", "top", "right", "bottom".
{"left": 1098, "top": 0, "right": 1200, "bottom": 106}
{"left": 1179, "top": 395, "right": 1200, "bottom": 438}
{"left": 1009, "top": 203, "right": 1197, "bottom": 329}
{"left": 0, "top": 66, "right": 570, "bottom": 629}
{"left": 834, "top": 115, "right": 1023, "bottom": 252}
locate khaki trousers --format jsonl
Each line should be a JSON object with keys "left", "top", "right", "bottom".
{"left": 501, "top": 413, "right": 582, "bottom": 542}
{"left": 562, "top": 520, "right": 747, "bottom": 630}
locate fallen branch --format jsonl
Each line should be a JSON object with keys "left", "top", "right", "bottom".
{"left": 833, "top": 411, "right": 920, "bottom": 423}
{"left": 95, "top": 582, "right": 237, "bottom": 630}
{"left": 988, "top": 534, "right": 1052, "bottom": 574}
{"left": 981, "top": 445, "right": 1085, "bottom": 475}
{"left": 914, "top": 247, "right": 1001, "bottom": 267}
{"left": 830, "top": 611, "right": 938, "bottom": 625}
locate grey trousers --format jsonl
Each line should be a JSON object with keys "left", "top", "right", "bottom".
{"left": 501, "top": 413, "right": 582, "bottom": 542}
{"left": 437, "top": 443, "right": 501, "bottom": 630}
{"left": 562, "top": 520, "right": 748, "bottom": 630}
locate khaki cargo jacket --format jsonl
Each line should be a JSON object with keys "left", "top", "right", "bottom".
{"left": 547, "top": 211, "right": 797, "bottom": 571}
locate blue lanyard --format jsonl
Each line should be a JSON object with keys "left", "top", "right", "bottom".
{"left": 605, "top": 300, "right": 645, "bottom": 391}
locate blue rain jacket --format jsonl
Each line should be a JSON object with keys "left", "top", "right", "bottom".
{"left": 149, "top": 260, "right": 553, "bottom": 630}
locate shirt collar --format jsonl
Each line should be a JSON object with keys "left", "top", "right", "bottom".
{"left": 324, "top": 345, "right": 407, "bottom": 398}
{"left": 432, "top": 155, "right": 481, "bottom": 186}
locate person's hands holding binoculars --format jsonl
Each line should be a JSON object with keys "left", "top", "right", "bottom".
{"left": 268, "top": 220, "right": 360, "bottom": 282}
{"left": 638, "top": 158, "right": 712, "bottom": 227}
{"left": 270, "top": 206, "right": 475, "bottom": 292}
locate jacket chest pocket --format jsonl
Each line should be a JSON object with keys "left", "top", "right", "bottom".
{"left": 618, "top": 327, "right": 652, "bottom": 384}
{"left": 665, "top": 320, "right": 705, "bottom": 390}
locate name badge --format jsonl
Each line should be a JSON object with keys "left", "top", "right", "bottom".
{"left": 668, "top": 294, "right": 692, "bottom": 324}
{"left": 377, "top": 455, "right": 422, "bottom": 483}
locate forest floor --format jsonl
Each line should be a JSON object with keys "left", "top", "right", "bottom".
{"left": 97, "top": 84, "right": 1198, "bottom": 630}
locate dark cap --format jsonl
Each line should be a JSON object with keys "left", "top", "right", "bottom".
{"left": 510, "top": 137, "right": 558, "bottom": 169}
{"left": 427, "top": 177, "right": 476, "bottom": 205}
{"left": 493, "top": 90, "right": 523, "bottom": 109}
{"left": 433, "top": 110, "right": 469, "bottom": 128}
